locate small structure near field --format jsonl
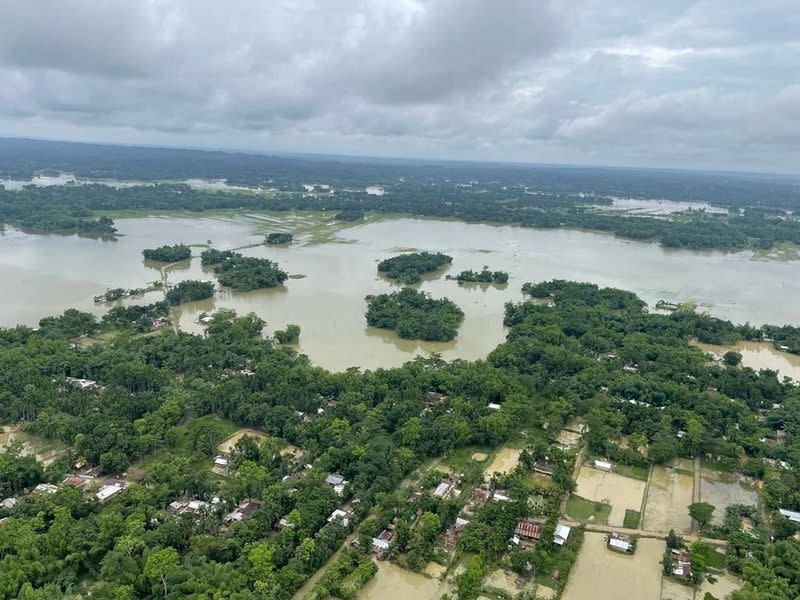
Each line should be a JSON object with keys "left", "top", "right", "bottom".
{"left": 606, "top": 533, "right": 635, "bottom": 554}
{"left": 327, "top": 508, "right": 353, "bottom": 527}
{"left": 511, "top": 519, "right": 542, "bottom": 548}
{"left": 554, "top": 523, "right": 571, "bottom": 546}
{"left": 96, "top": 482, "right": 125, "bottom": 503}
{"left": 223, "top": 498, "right": 262, "bottom": 522}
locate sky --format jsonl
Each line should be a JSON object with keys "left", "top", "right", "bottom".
{"left": 0, "top": 0, "right": 797, "bottom": 173}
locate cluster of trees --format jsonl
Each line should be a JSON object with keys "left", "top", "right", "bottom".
{"left": 334, "top": 210, "right": 364, "bottom": 222}
{"left": 365, "top": 288, "right": 464, "bottom": 341}
{"left": 142, "top": 245, "right": 192, "bottom": 263}
{"left": 200, "top": 250, "right": 288, "bottom": 291}
{"left": 451, "top": 266, "right": 509, "bottom": 284}
{"left": 164, "top": 281, "right": 215, "bottom": 306}
{"left": 2, "top": 276, "right": 800, "bottom": 597}
{"left": 273, "top": 325, "right": 300, "bottom": 345}
{"left": 101, "top": 302, "right": 170, "bottom": 332}
{"left": 377, "top": 252, "right": 453, "bottom": 285}
{"left": 264, "top": 233, "right": 293, "bottom": 245}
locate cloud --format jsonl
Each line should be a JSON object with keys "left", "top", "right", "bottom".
{"left": 0, "top": 0, "right": 796, "bottom": 172}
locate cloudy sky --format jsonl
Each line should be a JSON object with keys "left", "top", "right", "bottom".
{"left": 0, "top": 0, "right": 797, "bottom": 172}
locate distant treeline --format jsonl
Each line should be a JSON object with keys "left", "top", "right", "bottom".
{"left": 2, "top": 177, "right": 800, "bottom": 250}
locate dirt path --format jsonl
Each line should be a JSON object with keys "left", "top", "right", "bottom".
{"left": 691, "top": 456, "right": 701, "bottom": 534}
{"left": 560, "top": 519, "right": 726, "bottom": 547}
{"left": 560, "top": 445, "right": 586, "bottom": 514}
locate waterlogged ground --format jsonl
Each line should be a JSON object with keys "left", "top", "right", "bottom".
{"left": 692, "top": 340, "right": 800, "bottom": 382}
{"left": 562, "top": 532, "right": 665, "bottom": 600}
{"left": 643, "top": 465, "right": 695, "bottom": 533}
{"left": 358, "top": 560, "right": 451, "bottom": 600}
{"left": 483, "top": 446, "right": 522, "bottom": 478}
{"left": 699, "top": 468, "right": 759, "bottom": 525}
{"left": 5, "top": 214, "right": 800, "bottom": 370}
{"left": 574, "top": 466, "right": 646, "bottom": 527}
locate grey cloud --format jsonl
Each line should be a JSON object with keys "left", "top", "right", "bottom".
{"left": 0, "top": 0, "right": 796, "bottom": 172}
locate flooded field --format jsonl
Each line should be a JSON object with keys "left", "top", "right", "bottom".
{"left": 692, "top": 340, "right": 800, "bottom": 382}
{"left": 700, "top": 469, "right": 759, "bottom": 525}
{"left": 0, "top": 425, "right": 65, "bottom": 466}
{"left": 574, "top": 466, "right": 646, "bottom": 526}
{"left": 484, "top": 447, "right": 522, "bottom": 478}
{"left": 698, "top": 572, "right": 741, "bottom": 599}
{"left": 483, "top": 568, "right": 535, "bottom": 596}
{"left": 5, "top": 214, "right": 800, "bottom": 370}
{"left": 643, "top": 465, "right": 695, "bottom": 533}
{"left": 660, "top": 578, "right": 694, "bottom": 600}
{"left": 562, "top": 532, "right": 665, "bottom": 600}
{"left": 217, "top": 428, "right": 268, "bottom": 454}
{"left": 358, "top": 560, "right": 451, "bottom": 600}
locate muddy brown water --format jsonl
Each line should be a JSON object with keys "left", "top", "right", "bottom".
{"left": 643, "top": 465, "right": 694, "bottom": 533}
{"left": 358, "top": 560, "right": 451, "bottom": 600}
{"left": 699, "top": 469, "right": 759, "bottom": 525}
{"left": 562, "top": 532, "right": 665, "bottom": 600}
{"left": 692, "top": 340, "right": 800, "bottom": 382}
{"left": 574, "top": 466, "right": 646, "bottom": 526}
{"left": 4, "top": 214, "right": 800, "bottom": 371}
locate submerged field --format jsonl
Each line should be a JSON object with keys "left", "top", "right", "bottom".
{"left": 574, "top": 465, "right": 646, "bottom": 527}
{"left": 643, "top": 464, "right": 695, "bottom": 533}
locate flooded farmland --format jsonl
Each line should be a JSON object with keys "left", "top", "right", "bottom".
{"left": 483, "top": 446, "right": 522, "bottom": 478}
{"left": 643, "top": 465, "right": 695, "bottom": 533}
{"left": 358, "top": 560, "right": 450, "bottom": 600}
{"left": 700, "top": 468, "right": 759, "bottom": 525}
{"left": 692, "top": 340, "right": 800, "bottom": 382}
{"left": 562, "top": 532, "right": 665, "bottom": 600}
{"left": 0, "top": 425, "right": 65, "bottom": 466}
{"left": 4, "top": 214, "right": 800, "bottom": 370}
{"left": 574, "top": 466, "right": 646, "bottom": 527}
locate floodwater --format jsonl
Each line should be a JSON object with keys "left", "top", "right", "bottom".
{"left": 692, "top": 340, "right": 800, "bottom": 382}
{"left": 601, "top": 197, "right": 727, "bottom": 215}
{"left": 562, "top": 532, "right": 665, "bottom": 600}
{"left": 4, "top": 214, "right": 800, "bottom": 370}
{"left": 483, "top": 447, "right": 522, "bottom": 478}
{"left": 698, "top": 572, "right": 741, "bottom": 599}
{"left": 358, "top": 560, "right": 451, "bottom": 600}
{"left": 574, "top": 466, "right": 646, "bottom": 527}
{"left": 699, "top": 469, "right": 759, "bottom": 525}
{"left": 642, "top": 465, "right": 694, "bottom": 533}
{"left": 0, "top": 425, "right": 65, "bottom": 466}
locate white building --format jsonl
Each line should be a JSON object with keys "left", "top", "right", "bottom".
{"left": 554, "top": 523, "right": 571, "bottom": 545}
{"left": 96, "top": 483, "right": 125, "bottom": 502}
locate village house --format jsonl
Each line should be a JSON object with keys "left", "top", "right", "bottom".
{"left": 371, "top": 529, "right": 392, "bottom": 558}
{"left": 670, "top": 549, "right": 692, "bottom": 577}
{"left": 223, "top": 499, "right": 262, "bottom": 523}
{"left": 554, "top": 523, "right": 571, "bottom": 546}
{"left": 327, "top": 508, "right": 353, "bottom": 527}
{"left": 606, "top": 533, "right": 635, "bottom": 554}
{"left": 622, "top": 363, "right": 639, "bottom": 374}
{"left": 212, "top": 455, "right": 230, "bottom": 476}
{"left": 593, "top": 459, "right": 612, "bottom": 471}
{"left": 533, "top": 458, "right": 556, "bottom": 478}
{"left": 511, "top": 519, "right": 542, "bottom": 549}
{"left": 486, "top": 402, "right": 502, "bottom": 411}
{"left": 96, "top": 482, "right": 125, "bottom": 502}
{"left": 1, "top": 497, "right": 17, "bottom": 510}
{"left": 33, "top": 483, "right": 58, "bottom": 495}
{"left": 779, "top": 508, "right": 800, "bottom": 524}
{"left": 275, "top": 515, "right": 293, "bottom": 530}
{"left": 432, "top": 473, "right": 462, "bottom": 500}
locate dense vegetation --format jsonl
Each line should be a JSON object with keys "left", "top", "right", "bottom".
{"left": 334, "top": 210, "right": 364, "bottom": 222}
{"left": 142, "top": 245, "right": 192, "bottom": 263}
{"left": 365, "top": 288, "right": 464, "bottom": 341}
{"left": 264, "top": 233, "right": 292, "bottom": 245}
{"left": 1, "top": 279, "right": 800, "bottom": 598}
{"left": 164, "top": 281, "right": 215, "bottom": 306}
{"left": 200, "top": 250, "right": 288, "bottom": 291}
{"left": 451, "top": 266, "right": 509, "bottom": 284}
{"left": 273, "top": 325, "right": 300, "bottom": 345}
{"left": 376, "top": 252, "right": 453, "bottom": 285}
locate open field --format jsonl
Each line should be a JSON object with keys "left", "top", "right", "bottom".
{"left": 358, "top": 560, "right": 451, "bottom": 600}
{"left": 0, "top": 425, "right": 66, "bottom": 466}
{"left": 484, "top": 446, "right": 522, "bottom": 478}
{"left": 217, "top": 428, "right": 268, "bottom": 454}
{"left": 574, "top": 465, "right": 646, "bottom": 527}
{"left": 698, "top": 572, "right": 742, "bottom": 599}
{"left": 566, "top": 495, "right": 612, "bottom": 524}
{"left": 562, "top": 532, "right": 665, "bottom": 600}
{"left": 660, "top": 578, "right": 694, "bottom": 600}
{"left": 483, "top": 568, "right": 537, "bottom": 596}
{"left": 699, "top": 469, "right": 759, "bottom": 525}
{"left": 643, "top": 465, "right": 695, "bottom": 533}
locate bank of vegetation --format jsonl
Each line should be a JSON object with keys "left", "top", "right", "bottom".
{"left": 142, "top": 244, "right": 192, "bottom": 263}
{"left": 377, "top": 251, "right": 452, "bottom": 285}
{"left": 365, "top": 287, "right": 464, "bottom": 341}
{"left": 165, "top": 280, "right": 215, "bottom": 305}
{"left": 265, "top": 232, "right": 293, "bottom": 245}
{"left": 201, "top": 249, "right": 288, "bottom": 291}
{"left": 1, "top": 280, "right": 800, "bottom": 598}
{"left": 449, "top": 266, "right": 509, "bottom": 284}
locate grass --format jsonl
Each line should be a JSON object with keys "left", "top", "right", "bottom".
{"left": 700, "top": 458, "right": 735, "bottom": 473}
{"left": 441, "top": 445, "right": 493, "bottom": 473}
{"left": 566, "top": 495, "right": 612, "bottom": 524}
{"left": 613, "top": 463, "right": 650, "bottom": 481}
{"left": 623, "top": 509, "right": 641, "bottom": 529}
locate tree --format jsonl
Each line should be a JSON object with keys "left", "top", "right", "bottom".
{"left": 723, "top": 351, "right": 743, "bottom": 366}
{"left": 144, "top": 547, "right": 179, "bottom": 597}
{"left": 689, "top": 502, "right": 716, "bottom": 530}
